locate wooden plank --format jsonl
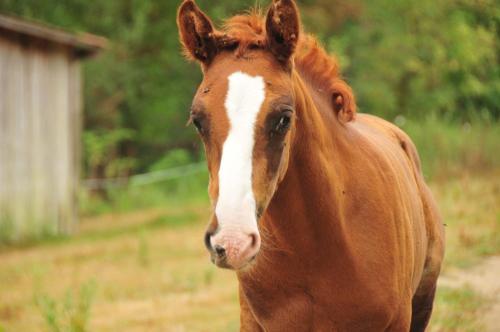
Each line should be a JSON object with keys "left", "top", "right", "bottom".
{"left": 53, "top": 53, "right": 71, "bottom": 234}
{"left": 67, "top": 59, "right": 81, "bottom": 233}
{"left": 5, "top": 37, "right": 21, "bottom": 240}
{"left": 23, "top": 43, "right": 43, "bottom": 238}
{"left": 43, "top": 52, "right": 59, "bottom": 235}
{"left": 30, "top": 48, "right": 45, "bottom": 237}
{"left": 16, "top": 37, "right": 31, "bottom": 238}
{"left": 0, "top": 39, "right": 9, "bottom": 240}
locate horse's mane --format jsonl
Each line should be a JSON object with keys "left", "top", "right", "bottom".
{"left": 220, "top": 11, "right": 356, "bottom": 118}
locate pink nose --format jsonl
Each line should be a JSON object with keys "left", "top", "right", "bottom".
{"left": 209, "top": 230, "right": 260, "bottom": 269}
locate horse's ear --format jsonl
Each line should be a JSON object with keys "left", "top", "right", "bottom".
{"left": 332, "top": 83, "right": 357, "bottom": 123}
{"left": 177, "top": 0, "right": 218, "bottom": 65}
{"left": 265, "top": 0, "right": 300, "bottom": 64}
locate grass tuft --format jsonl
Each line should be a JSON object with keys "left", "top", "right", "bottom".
{"left": 430, "top": 285, "right": 489, "bottom": 332}
{"left": 34, "top": 280, "right": 97, "bottom": 332}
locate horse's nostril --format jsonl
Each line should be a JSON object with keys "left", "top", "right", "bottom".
{"left": 214, "top": 244, "right": 226, "bottom": 259}
{"left": 249, "top": 232, "right": 259, "bottom": 248}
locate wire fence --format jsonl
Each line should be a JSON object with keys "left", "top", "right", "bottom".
{"left": 82, "top": 162, "right": 206, "bottom": 190}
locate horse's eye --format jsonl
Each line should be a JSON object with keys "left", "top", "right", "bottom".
{"left": 190, "top": 112, "right": 207, "bottom": 135}
{"left": 273, "top": 112, "right": 292, "bottom": 134}
{"left": 192, "top": 117, "right": 203, "bottom": 132}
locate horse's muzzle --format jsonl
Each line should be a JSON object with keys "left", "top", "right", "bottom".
{"left": 205, "top": 228, "right": 260, "bottom": 270}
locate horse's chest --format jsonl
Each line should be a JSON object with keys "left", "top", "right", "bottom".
{"left": 241, "top": 280, "right": 395, "bottom": 331}
{"left": 247, "top": 289, "right": 317, "bottom": 331}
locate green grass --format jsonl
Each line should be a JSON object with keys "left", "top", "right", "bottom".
{"left": 0, "top": 201, "right": 208, "bottom": 254}
{"left": 401, "top": 116, "right": 500, "bottom": 179}
{"left": 0, "top": 175, "right": 498, "bottom": 331}
{"left": 0, "top": 118, "right": 499, "bottom": 331}
{"left": 431, "top": 175, "right": 500, "bottom": 269}
{"left": 430, "top": 286, "right": 489, "bottom": 332}
{"left": 35, "top": 280, "right": 97, "bottom": 332}
{"left": 0, "top": 205, "right": 240, "bottom": 331}
{"left": 80, "top": 170, "right": 209, "bottom": 217}
{"left": 80, "top": 211, "right": 202, "bottom": 242}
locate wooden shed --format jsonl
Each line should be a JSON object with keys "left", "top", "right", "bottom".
{"left": 0, "top": 15, "right": 106, "bottom": 241}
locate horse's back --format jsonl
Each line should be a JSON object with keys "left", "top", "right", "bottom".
{"left": 351, "top": 113, "right": 444, "bottom": 266}
{"left": 352, "top": 113, "right": 444, "bottom": 258}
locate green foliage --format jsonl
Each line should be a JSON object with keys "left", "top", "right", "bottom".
{"left": 35, "top": 280, "right": 97, "bottom": 332}
{"left": 0, "top": 0, "right": 497, "bottom": 178}
{"left": 322, "top": 0, "right": 499, "bottom": 120}
{"left": 83, "top": 129, "right": 136, "bottom": 178}
{"left": 400, "top": 115, "right": 500, "bottom": 179}
{"left": 148, "top": 149, "right": 194, "bottom": 172}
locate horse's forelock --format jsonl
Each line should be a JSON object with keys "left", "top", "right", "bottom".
{"left": 215, "top": 10, "right": 357, "bottom": 121}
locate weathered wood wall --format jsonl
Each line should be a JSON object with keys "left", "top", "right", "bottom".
{"left": 0, "top": 33, "right": 81, "bottom": 241}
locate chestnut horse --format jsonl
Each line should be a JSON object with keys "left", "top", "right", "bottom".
{"left": 177, "top": 0, "right": 444, "bottom": 330}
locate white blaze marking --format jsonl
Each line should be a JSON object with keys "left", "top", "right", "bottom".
{"left": 215, "top": 71, "right": 265, "bottom": 231}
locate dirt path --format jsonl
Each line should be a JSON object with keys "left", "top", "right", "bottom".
{"left": 438, "top": 256, "right": 500, "bottom": 332}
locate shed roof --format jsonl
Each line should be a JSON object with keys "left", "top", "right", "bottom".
{"left": 0, "top": 14, "right": 107, "bottom": 57}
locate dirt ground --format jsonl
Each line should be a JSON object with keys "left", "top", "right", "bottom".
{"left": 438, "top": 256, "right": 500, "bottom": 332}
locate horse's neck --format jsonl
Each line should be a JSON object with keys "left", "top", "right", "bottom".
{"left": 262, "top": 72, "right": 351, "bottom": 258}
{"left": 239, "top": 72, "right": 355, "bottom": 303}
